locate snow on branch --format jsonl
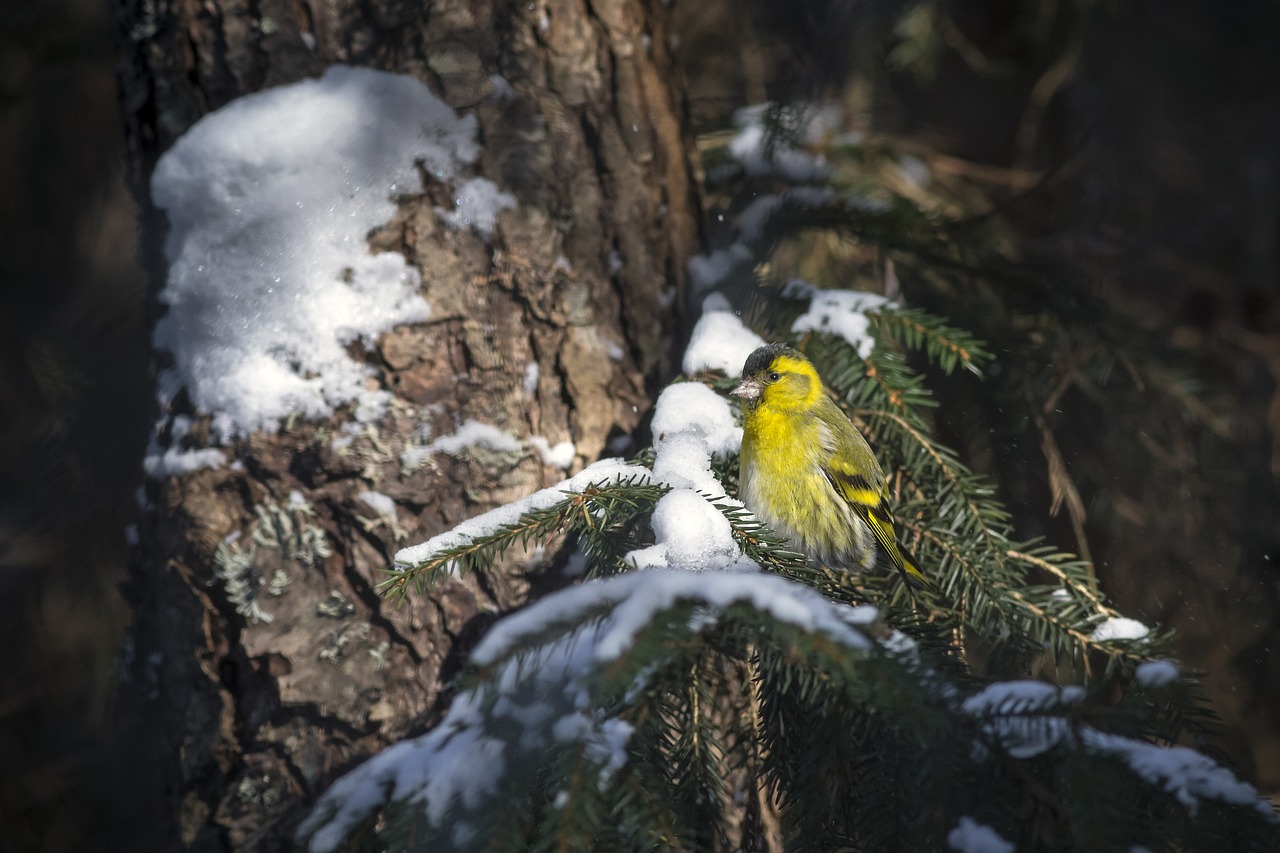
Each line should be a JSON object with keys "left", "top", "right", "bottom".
{"left": 299, "top": 569, "right": 883, "bottom": 852}
{"left": 393, "top": 459, "right": 653, "bottom": 570}
{"left": 682, "top": 293, "right": 767, "bottom": 377}
{"left": 470, "top": 568, "right": 879, "bottom": 668}
{"left": 961, "top": 681, "right": 1274, "bottom": 819}
{"left": 1080, "top": 729, "right": 1277, "bottom": 820}
{"left": 382, "top": 460, "right": 657, "bottom": 598}
{"left": 298, "top": 119, "right": 1280, "bottom": 846}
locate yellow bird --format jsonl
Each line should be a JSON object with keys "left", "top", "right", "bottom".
{"left": 731, "top": 342, "right": 928, "bottom": 589}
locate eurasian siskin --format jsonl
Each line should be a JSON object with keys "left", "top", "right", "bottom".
{"left": 731, "top": 342, "right": 928, "bottom": 588}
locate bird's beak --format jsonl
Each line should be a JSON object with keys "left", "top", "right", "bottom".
{"left": 730, "top": 376, "right": 762, "bottom": 400}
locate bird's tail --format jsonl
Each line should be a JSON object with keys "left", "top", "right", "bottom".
{"left": 897, "top": 546, "right": 931, "bottom": 591}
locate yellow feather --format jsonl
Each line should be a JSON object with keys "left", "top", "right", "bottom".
{"left": 733, "top": 343, "right": 930, "bottom": 589}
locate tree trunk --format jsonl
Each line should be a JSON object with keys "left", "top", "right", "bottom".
{"left": 114, "top": 1, "right": 700, "bottom": 848}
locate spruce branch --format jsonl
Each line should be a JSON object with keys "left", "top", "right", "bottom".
{"left": 380, "top": 478, "right": 667, "bottom": 602}
{"left": 871, "top": 306, "right": 992, "bottom": 376}
{"left": 1007, "top": 548, "right": 1105, "bottom": 610}
{"left": 299, "top": 111, "right": 1280, "bottom": 853}
{"left": 796, "top": 333, "right": 1173, "bottom": 677}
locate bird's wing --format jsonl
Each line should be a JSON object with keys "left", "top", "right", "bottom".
{"left": 824, "top": 466, "right": 903, "bottom": 561}
{"left": 826, "top": 466, "right": 929, "bottom": 590}
{"left": 819, "top": 397, "right": 931, "bottom": 584}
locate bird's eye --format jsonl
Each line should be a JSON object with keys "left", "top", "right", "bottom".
{"left": 768, "top": 371, "right": 781, "bottom": 382}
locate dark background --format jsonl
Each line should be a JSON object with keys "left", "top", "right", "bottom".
{"left": 1, "top": 0, "right": 154, "bottom": 849}
{"left": 2, "top": 0, "right": 1277, "bottom": 848}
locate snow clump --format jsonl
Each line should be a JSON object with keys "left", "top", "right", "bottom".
{"left": 151, "top": 65, "right": 515, "bottom": 442}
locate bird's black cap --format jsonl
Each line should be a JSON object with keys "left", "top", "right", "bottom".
{"left": 742, "top": 342, "right": 803, "bottom": 377}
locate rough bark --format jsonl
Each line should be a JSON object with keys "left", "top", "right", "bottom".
{"left": 114, "top": 0, "right": 700, "bottom": 848}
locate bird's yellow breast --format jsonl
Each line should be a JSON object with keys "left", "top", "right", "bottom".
{"left": 739, "top": 402, "right": 874, "bottom": 570}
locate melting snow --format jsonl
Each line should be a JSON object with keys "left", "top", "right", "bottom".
{"left": 1134, "top": 660, "right": 1180, "bottom": 688}
{"left": 786, "top": 279, "right": 890, "bottom": 360}
{"left": 1091, "top": 617, "right": 1151, "bottom": 642}
{"left": 947, "top": 817, "right": 1014, "bottom": 853}
{"left": 682, "top": 294, "right": 767, "bottom": 377}
{"left": 394, "top": 459, "right": 652, "bottom": 568}
{"left": 150, "top": 65, "right": 516, "bottom": 445}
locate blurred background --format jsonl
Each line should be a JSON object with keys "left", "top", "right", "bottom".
{"left": 0, "top": 0, "right": 156, "bottom": 849}
{"left": 1, "top": 0, "right": 1276, "bottom": 849}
